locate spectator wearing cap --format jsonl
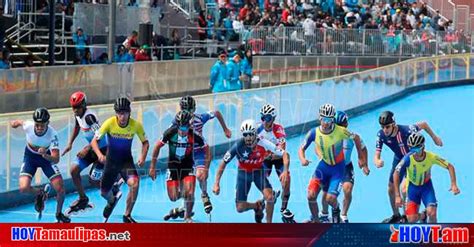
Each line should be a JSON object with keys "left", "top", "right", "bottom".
{"left": 72, "top": 27, "right": 88, "bottom": 60}
{"left": 210, "top": 51, "right": 229, "bottom": 93}
{"left": 227, "top": 52, "right": 242, "bottom": 91}
{"left": 391, "top": 9, "right": 402, "bottom": 25}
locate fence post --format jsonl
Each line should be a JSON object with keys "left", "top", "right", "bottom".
{"left": 17, "top": 12, "right": 20, "bottom": 43}
{"left": 62, "top": 12, "right": 65, "bottom": 45}
{"left": 362, "top": 29, "right": 366, "bottom": 56}
{"left": 323, "top": 29, "right": 327, "bottom": 54}
{"left": 282, "top": 28, "right": 286, "bottom": 54}
{"left": 160, "top": 44, "right": 163, "bottom": 60}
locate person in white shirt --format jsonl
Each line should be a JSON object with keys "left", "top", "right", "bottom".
{"left": 303, "top": 14, "right": 316, "bottom": 54}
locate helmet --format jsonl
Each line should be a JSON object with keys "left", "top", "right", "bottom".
{"left": 335, "top": 111, "right": 348, "bottom": 126}
{"left": 33, "top": 107, "right": 50, "bottom": 123}
{"left": 175, "top": 110, "right": 193, "bottom": 127}
{"left": 69, "top": 91, "right": 87, "bottom": 108}
{"left": 319, "top": 103, "right": 336, "bottom": 118}
{"left": 379, "top": 111, "right": 395, "bottom": 125}
{"left": 240, "top": 119, "right": 256, "bottom": 135}
{"left": 260, "top": 104, "right": 277, "bottom": 118}
{"left": 114, "top": 97, "right": 131, "bottom": 112}
{"left": 179, "top": 95, "right": 196, "bottom": 113}
{"left": 408, "top": 132, "right": 425, "bottom": 148}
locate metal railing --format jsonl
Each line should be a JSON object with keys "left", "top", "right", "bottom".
{"left": 2, "top": 0, "right": 35, "bottom": 18}
{"left": 425, "top": 0, "right": 472, "bottom": 33}
{"left": 169, "top": 0, "right": 197, "bottom": 19}
{"left": 240, "top": 26, "right": 473, "bottom": 57}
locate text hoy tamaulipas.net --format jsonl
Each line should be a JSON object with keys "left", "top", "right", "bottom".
{"left": 11, "top": 226, "right": 131, "bottom": 242}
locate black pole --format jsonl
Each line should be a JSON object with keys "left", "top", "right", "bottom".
{"left": 48, "top": 0, "right": 55, "bottom": 65}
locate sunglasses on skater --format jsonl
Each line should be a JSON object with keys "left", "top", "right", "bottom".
{"left": 261, "top": 114, "right": 273, "bottom": 122}
{"left": 243, "top": 132, "right": 255, "bottom": 137}
{"left": 178, "top": 125, "right": 190, "bottom": 132}
{"left": 320, "top": 117, "right": 334, "bottom": 123}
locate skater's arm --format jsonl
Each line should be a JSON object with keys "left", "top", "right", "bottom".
{"left": 214, "top": 110, "right": 232, "bottom": 138}
{"left": 298, "top": 147, "right": 310, "bottom": 166}
{"left": 62, "top": 120, "right": 80, "bottom": 156}
{"left": 90, "top": 137, "right": 105, "bottom": 163}
{"left": 137, "top": 140, "right": 149, "bottom": 167}
{"left": 447, "top": 164, "right": 460, "bottom": 195}
{"left": 149, "top": 141, "right": 164, "bottom": 180}
{"left": 374, "top": 132, "right": 384, "bottom": 168}
{"left": 374, "top": 150, "right": 384, "bottom": 168}
{"left": 214, "top": 160, "right": 227, "bottom": 188}
{"left": 393, "top": 158, "right": 408, "bottom": 208}
{"left": 353, "top": 134, "right": 369, "bottom": 172}
{"left": 416, "top": 121, "right": 443, "bottom": 146}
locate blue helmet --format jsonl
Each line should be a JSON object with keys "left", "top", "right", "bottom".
{"left": 335, "top": 111, "right": 348, "bottom": 126}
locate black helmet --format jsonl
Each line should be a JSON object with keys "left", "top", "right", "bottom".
{"left": 175, "top": 110, "right": 193, "bottom": 127}
{"left": 114, "top": 97, "right": 131, "bottom": 112}
{"left": 33, "top": 107, "right": 50, "bottom": 123}
{"left": 179, "top": 95, "right": 196, "bottom": 113}
{"left": 379, "top": 111, "right": 395, "bottom": 125}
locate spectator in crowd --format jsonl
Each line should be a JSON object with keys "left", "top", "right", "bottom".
{"left": 170, "top": 29, "right": 181, "bottom": 59}
{"left": 135, "top": 45, "right": 152, "bottom": 62}
{"left": 114, "top": 45, "right": 135, "bottom": 63}
{"left": 95, "top": 52, "right": 109, "bottom": 64}
{"left": 152, "top": 31, "right": 168, "bottom": 60}
{"left": 303, "top": 14, "right": 316, "bottom": 54}
{"left": 73, "top": 27, "right": 88, "bottom": 61}
{"left": 0, "top": 49, "right": 11, "bottom": 69}
{"left": 123, "top": 30, "right": 139, "bottom": 54}
{"left": 197, "top": 10, "right": 207, "bottom": 42}
{"left": 210, "top": 51, "right": 228, "bottom": 93}
{"left": 227, "top": 52, "right": 242, "bottom": 91}
{"left": 24, "top": 55, "right": 35, "bottom": 67}
{"left": 240, "top": 47, "right": 253, "bottom": 89}
{"left": 81, "top": 49, "right": 93, "bottom": 64}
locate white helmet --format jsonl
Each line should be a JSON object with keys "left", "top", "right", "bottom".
{"left": 260, "top": 104, "right": 277, "bottom": 118}
{"left": 240, "top": 119, "right": 256, "bottom": 135}
{"left": 319, "top": 103, "right": 336, "bottom": 118}
{"left": 408, "top": 132, "right": 425, "bottom": 148}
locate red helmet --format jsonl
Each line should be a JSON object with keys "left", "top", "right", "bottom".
{"left": 70, "top": 91, "right": 87, "bottom": 108}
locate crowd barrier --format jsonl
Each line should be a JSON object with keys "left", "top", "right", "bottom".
{"left": 0, "top": 54, "right": 472, "bottom": 200}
